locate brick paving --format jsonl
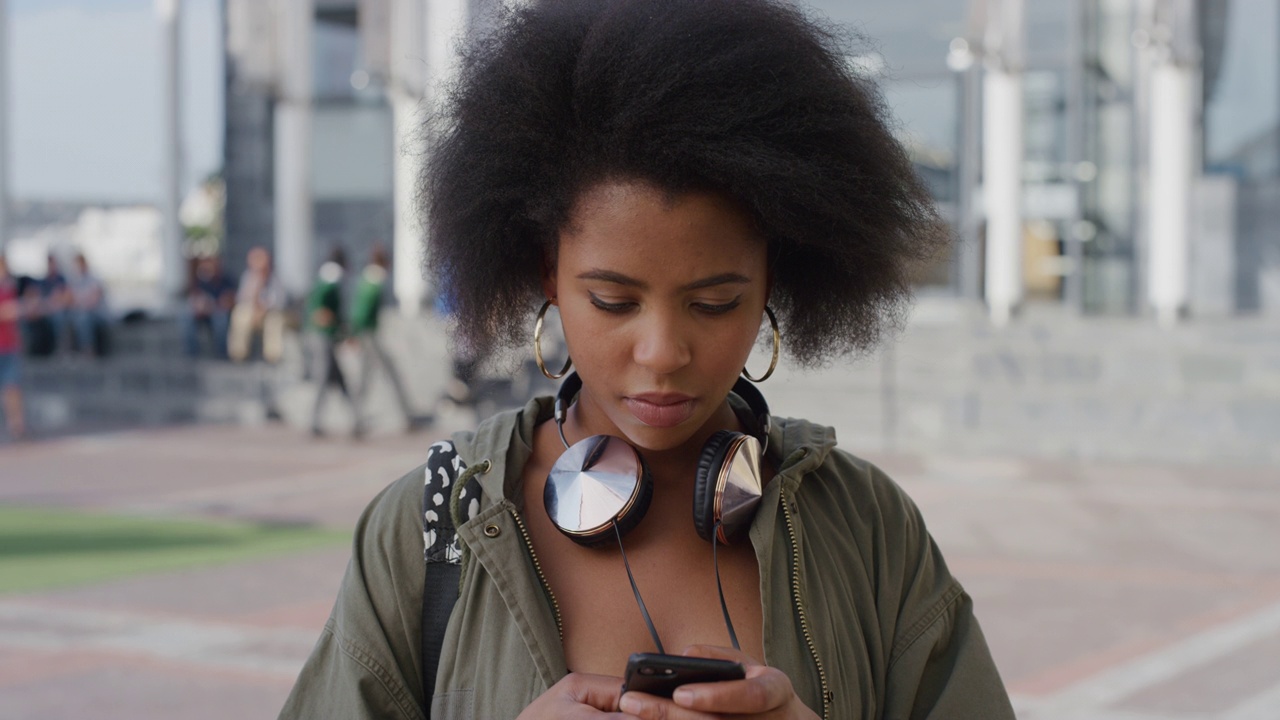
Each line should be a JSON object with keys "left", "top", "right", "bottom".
{"left": 1, "top": 421, "right": 1278, "bottom": 719}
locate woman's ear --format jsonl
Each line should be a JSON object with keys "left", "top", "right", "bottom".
{"left": 540, "top": 252, "right": 558, "bottom": 303}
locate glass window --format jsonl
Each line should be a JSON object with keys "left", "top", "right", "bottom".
{"left": 314, "top": 11, "right": 360, "bottom": 101}
{"left": 1026, "top": 0, "right": 1071, "bottom": 68}
{"left": 1024, "top": 70, "right": 1067, "bottom": 181}
{"left": 807, "top": 0, "right": 963, "bottom": 77}
{"left": 882, "top": 79, "right": 959, "bottom": 202}
{"left": 1203, "top": 0, "right": 1279, "bottom": 179}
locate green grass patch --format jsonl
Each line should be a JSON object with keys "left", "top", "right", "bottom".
{"left": 0, "top": 506, "right": 351, "bottom": 594}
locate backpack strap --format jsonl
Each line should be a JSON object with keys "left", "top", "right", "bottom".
{"left": 420, "top": 440, "right": 482, "bottom": 715}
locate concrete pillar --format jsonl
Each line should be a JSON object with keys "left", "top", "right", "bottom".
{"left": 389, "top": 0, "right": 426, "bottom": 316}
{"left": 390, "top": 92, "right": 426, "bottom": 315}
{"left": 389, "top": 0, "right": 468, "bottom": 316}
{"left": 950, "top": 3, "right": 984, "bottom": 303}
{"left": 425, "top": 0, "right": 469, "bottom": 94}
{"left": 157, "top": 0, "right": 185, "bottom": 301}
{"left": 982, "top": 0, "right": 1025, "bottom": 327}
{"left": 0, "top": 0, "right": 8, "bottom": 252}
{"left": 1145, "top": 0, "right": 1196, "bottom": 327}
{"left": 274, "top": 0, "right": 314, "bottom": 299}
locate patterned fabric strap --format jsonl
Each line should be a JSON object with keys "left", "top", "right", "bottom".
{"left": 422, "top": 440, "right": 482, "bottom": 564}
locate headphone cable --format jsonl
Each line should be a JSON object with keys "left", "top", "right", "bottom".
{"left": 614, "top": 521, "right": 665, "bottom": 655}
{"left": 713, "top": 520, "right": 742, "bottom": 651}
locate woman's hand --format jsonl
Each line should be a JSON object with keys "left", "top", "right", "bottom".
{"left": 516, "top": 672, "right": 642, "bottom": 719}
{"left": 618, "top": 646, "right": 819, "bottom": 719}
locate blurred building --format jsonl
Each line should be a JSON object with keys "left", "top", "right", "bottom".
{"left": 221, "top": 0, "right": 1278, "bottom": 321}
{"left": 810, "top": 0, "right": 1278, "bottom": 322}
{"left": 222, "top": 0, "right": 494, "bottom": 303}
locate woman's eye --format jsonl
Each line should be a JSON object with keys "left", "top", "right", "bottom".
{"left": 694, "top": 299, "right": 741, "bottom": 315}
{"left": 589, "top": 294, "right": 635, "bottom": 313}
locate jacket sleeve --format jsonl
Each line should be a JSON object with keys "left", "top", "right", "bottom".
{"left": 869, "top": 465, "right": 1016, "bottom": 720}
{"left": 882, "top": 579, "right": 1015, "bottom": 720}
{"left": 278, "top": 468, "right": 430, "bottom": 720}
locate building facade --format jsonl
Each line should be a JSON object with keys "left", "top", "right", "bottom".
{"left": 222, "top": 0, "right": 1278, "bottom": 320}
{"left": 809, "top": 0, "right": 1278, "bottom": 320}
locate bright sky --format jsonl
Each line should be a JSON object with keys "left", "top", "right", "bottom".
{"left": 7, "top": 0, "right": 223, "bottom": 204}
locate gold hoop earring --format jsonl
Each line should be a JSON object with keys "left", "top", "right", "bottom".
{"left": 534, "top": 300, "right": 572, "bottom": 380}
{"left": 742, "top": 306, "right": 779, "bottom": 383}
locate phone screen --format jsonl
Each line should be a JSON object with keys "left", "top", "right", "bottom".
{"left": 621, "top": 652, "right": 746, "bottom": 698}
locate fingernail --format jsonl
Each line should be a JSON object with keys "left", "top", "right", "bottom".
{"left": 673, "top": 687, "right": 695, "bottom": 705}
{"left": 619, "top": 695, "right": 642, "bottom": 714}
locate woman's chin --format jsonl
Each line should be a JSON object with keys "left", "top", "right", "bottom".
{"left": 612, "top": 413, "right": 712, "bottom": 455}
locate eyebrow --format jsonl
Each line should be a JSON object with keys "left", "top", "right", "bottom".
{"left": 576, "top": 270, "right": 752, "bottom": 292}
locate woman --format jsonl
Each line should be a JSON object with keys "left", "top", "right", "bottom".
{"left": 280, "top": 1, "right": 1014, "bottom": 718}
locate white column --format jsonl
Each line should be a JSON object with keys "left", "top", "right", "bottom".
{"left": 389, "top": 0, "right": 468, "bottom": 316}
{"left": 0, "top": 0, "right": 9, "bottom": 252}
{"left": 982, "top": 0, "right": 1025, "bottom": 327}
{"left": 425, "top": 0, "right": 469, "bottom": 91}
{"left": 274, "top": 0, "right": 314, "bottom": 299}
{"left": 390, "top": 93, "right": 426, "bottom": 315}
{"left": 389, "top": 0, "right": 426, "bottom": 316}
{"left": 157, "top": 0, "right": 184, "bottom": 301}
{"left": 1146, "top": 52, "right": 1194, "bottom": 327}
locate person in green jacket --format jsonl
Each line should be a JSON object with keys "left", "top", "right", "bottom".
{"left": 307, "top": 247, "right": 361, "bottom": 438}
{"left": 281, "top": 1, "right": 1015, "bottom": 718}
{"left": 350, "top": 244, "right": 417, "bottom": 430}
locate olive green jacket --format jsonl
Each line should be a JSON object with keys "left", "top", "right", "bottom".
{"left": 279, "top": 397, "right": 1014, "bottom": 719}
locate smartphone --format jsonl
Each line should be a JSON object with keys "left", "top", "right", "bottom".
{"left": 621, "top": 652, "right": 746, "bottom": 698}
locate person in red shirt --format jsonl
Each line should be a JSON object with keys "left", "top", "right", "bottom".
{"left": 0, "top": 253, "right": 27, "bottom": 440}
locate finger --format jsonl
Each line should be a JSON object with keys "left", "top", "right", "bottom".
{"left": 564, "top": 672, "right": 629, "bottom": 712}
{"left": 671, "top": 668, "right": 793, "bottom": 714}
{"left": 678, "top": 644, "right": 763, "bottom": 667}
{"left": 619, "top": 691, "right": 719, "bottom": 720}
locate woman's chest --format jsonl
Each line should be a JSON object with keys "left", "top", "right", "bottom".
{"left": 517, "top": 448, "right": 766, "bottom": 674}
{"left": 546, "top": 535, "right": 765, "bottom": 676}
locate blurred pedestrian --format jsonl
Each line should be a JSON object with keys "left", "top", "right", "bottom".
{"left": 67, "top": 252, "right": 109, "bottom": 357}
{"left": 307, "top": 248, "right": 360, "bottom": 438}
{"left": 350, "top": 245, "right": 416, "bottom": 429}
{"left": 22, "top": 253, "right": 69, "bottom": 356}
{"left": 228, "top": 246, "right": 286, "bottom": 363}
{"left": 0, "top": 254, "right": 27, "bottom": 440}
{"left": 183, "top": 256, "right": 236, "bottom": 358}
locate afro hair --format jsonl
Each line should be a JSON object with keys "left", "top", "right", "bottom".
{"left": 423, "top": 0, "right": 949, "bottom": 366}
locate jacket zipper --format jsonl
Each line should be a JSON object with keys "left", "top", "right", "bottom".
{"left": 781, "top": 488, "right": 832, "bottom": 719}
{"left": 509, "top": 508, "right": 564, "bottom": 641}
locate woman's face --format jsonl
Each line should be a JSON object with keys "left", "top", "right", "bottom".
{"left": 545, "top": 180, "right": 770, "bottom": 452}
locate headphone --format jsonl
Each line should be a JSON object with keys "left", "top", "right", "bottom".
{"left": 543, "top": 372, "right": 772, "bottom": 547}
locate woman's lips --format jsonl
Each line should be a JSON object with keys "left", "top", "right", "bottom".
{"left": 623, "top": 394, "right": 697, "bottom": 428}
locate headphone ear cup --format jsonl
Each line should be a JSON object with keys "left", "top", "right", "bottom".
{"left": 608, "top": 456, "right": 654, "bottom": 543}
{"left": 693, "top": 430, "right": 740, "bottom": 543}
{"left": 545, "top": 435, "right": 655, "bottom": 547}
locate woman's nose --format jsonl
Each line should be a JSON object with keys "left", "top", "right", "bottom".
{"left": 632, "top": 312, "right": 692, "bottom": 375}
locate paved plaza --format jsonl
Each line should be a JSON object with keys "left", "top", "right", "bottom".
{"left": 1, "top": 417, "right": 1278, "bottom": 719}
